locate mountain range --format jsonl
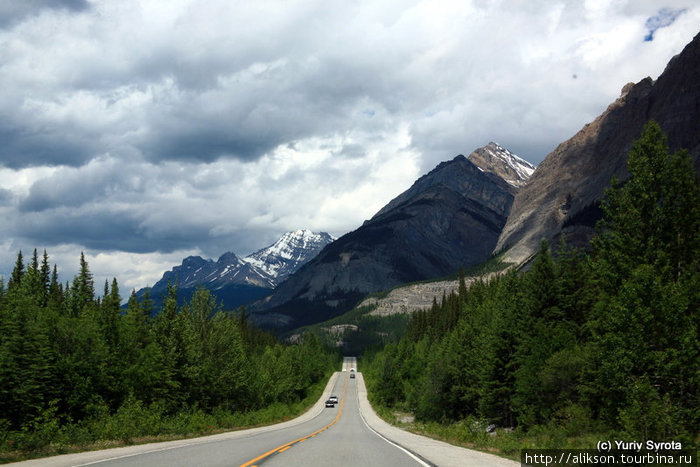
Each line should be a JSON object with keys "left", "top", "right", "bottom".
{"left": 251, "top": 32, "right": 700, "bottom": 329}
{"left": 134, "top": 230, "right": 334, "bottom": 311}
{"left": 140, "top": 32, "right": 700, "bottom": 332}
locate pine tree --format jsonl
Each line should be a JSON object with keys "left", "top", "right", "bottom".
{"left": 70, "top": 252, "right": 95, "bottom": 316}
{"left": 151, "top": 281, "right": 185, "bottom": 410}
{"left": 593, "top": 120, "right": 700, "bottom": 288}
{"left": 8, "top": 251, "right": 24, "bottom": 291}
{"left": 39, "top": 250, "right": 51, "bottom": 306}
{"left": 48, "top": 265, "right": 63, "bottom": 312}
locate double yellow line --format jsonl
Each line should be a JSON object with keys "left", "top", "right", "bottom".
{"left": 239, "top": 372, "right": 349, "bottom": 467}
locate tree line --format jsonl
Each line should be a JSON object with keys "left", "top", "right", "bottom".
{"left": 0, "top": 251, "right": 337, "bottom": 453}
{"left": 365, "top": 121, "right": 699, "bottom": 442}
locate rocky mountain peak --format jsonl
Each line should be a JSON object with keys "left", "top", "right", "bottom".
{"left": 245, "top": 230, "right": 335, "bottom": 283}
{"left": 182, "top": 255, "right": 210, "bottom": 266}
{"left": 217, "top": 251, "right": 244, "bottom": 265}
{"left": 468, "top": 142, "right": 535, "bottom": 188}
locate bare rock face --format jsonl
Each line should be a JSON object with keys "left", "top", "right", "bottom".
{"left": 496, "top": 32, "right": 700, "bottom": 264}
{"left": 359, "top": 280, "right": 461, "bottom": 316}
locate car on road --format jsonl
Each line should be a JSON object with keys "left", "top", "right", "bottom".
{"left": 329, "top": 395, "right": 338, "bottom": 404}
{"left": 350, "top": 373, "right": 355, "bottom": 379}
{"left": 325, "top": 398, "right": 336, "bottom": 407}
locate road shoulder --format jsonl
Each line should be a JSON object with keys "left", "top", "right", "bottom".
{"left": 355, "top": 373, "right": 519, "bottom": 467}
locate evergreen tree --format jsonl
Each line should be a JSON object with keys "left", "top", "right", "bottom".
{"left": 8, "top": 251, "right": 24, "bottom": 291}
{"left": 151, "top": 281, "right": 186, "bottom": 410}
{"left": 70, "top": 252, "right": 95, "bottom": 316}
{"left": 47, "top": 265, "right": 63, "bottom": 312}
{"left": 39, "top": 250, "right": 51, "bottom": 306}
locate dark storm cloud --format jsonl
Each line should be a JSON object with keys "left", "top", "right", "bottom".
{"left": 16, "top": 207, "right": 211, "bottom": 254}
{"left": 133, "top": 57, "right": 393, "bottom": 164}
{"left": 334, "top": 144, "right": 367, "bottom": 160}
{"left": 140, "top": 108, "right": 299, "bottom": 164}
{"left": 18, "top": 163, "right": 131, "bottom": 212}
{"left": 0, "top": 0, "right": 90, "bottom": 28}
{"left": 11, "top": 157, "right": 249, "bottom": 256}
{"left": 0, "top": 120, "right": 97, "bottom": 169}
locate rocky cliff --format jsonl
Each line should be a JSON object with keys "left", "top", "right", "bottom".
{"left": 496, "top": 31, "right": 700, "bottom": 264}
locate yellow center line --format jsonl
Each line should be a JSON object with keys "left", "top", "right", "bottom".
{"left": 239, "top": 372, "right": 349, "bottom": 467}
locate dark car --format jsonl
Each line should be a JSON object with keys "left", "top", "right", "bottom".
{"left": 325, "top": 399, "right": 336, "bottom": 408}
{"left": 350, "top": 372, "right": 355, "bottom": 379}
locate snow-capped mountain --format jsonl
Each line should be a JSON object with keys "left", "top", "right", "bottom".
{"left": 133, "top": 230, "right": 334, "bottom": 312}
{"left": 246, "top": 230, "right": 336, "bottom": 283}
{"left": 467, "top": 142, "right": 535, "bottom": 187}
{"left": 145, "top": 251, "right": 274, "bottom": 294}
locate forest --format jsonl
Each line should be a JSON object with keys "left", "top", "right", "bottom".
{"left": 0, "top": 250, "right": 338, "bottom": 458}
{"left": 365, "top": 121, "right": 699, "bottom": 449}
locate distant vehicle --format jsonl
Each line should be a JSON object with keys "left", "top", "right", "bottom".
{"left": 342, "top": 368, "right": 347, "bottom": 371}
{"left": 325, "top": 399, "right": 336, "bottom": 408}
{"left": 350, "top": 373, "right": 355, "bottom": 379}
{"left": 350, "top": 368, "right": 355, "bottom": 372}
{"left": 329, "top": 395, "right": 339, "bottom": 404}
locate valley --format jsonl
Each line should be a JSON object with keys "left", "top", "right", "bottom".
{"left": 1, "top": 18, "right": 698, "bottom": 467}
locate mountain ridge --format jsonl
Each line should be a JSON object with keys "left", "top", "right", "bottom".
{"left": 134, "top": 230, "right": 334, "bottom": 311}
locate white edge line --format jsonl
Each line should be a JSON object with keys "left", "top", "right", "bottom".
{"left": 74, "top": 441, "right": 200, "bottom": 466}
{"left": 355, "top": 374, "right": 434, "bottom": 467}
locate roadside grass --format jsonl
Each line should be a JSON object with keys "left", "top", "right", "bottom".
{"left": 0, "top": 373, "right": 331, "bottom": 464}
{"left": 365, "top": 395, "right": 612, "bottom": 463}
{"left": 403, "top": 419, "right": 607, "bottom": 461}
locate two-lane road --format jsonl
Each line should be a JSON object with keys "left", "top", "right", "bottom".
{"left": 15, "top": 357, "right": 427, "bottom": 467}
{"left": 260, "top": 357, "right": 427, "bottom": 467}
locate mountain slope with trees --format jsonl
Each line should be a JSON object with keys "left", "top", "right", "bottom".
{"left": 365, "top": 122, "right": 699, "bottom": 452}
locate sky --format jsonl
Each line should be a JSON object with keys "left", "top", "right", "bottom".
{"left": 0, "top": 0, "right": 698, "bottom": 295}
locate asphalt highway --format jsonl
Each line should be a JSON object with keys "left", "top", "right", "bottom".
{"left": 260, "top": 357, "right": 427, "bottom": 467}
